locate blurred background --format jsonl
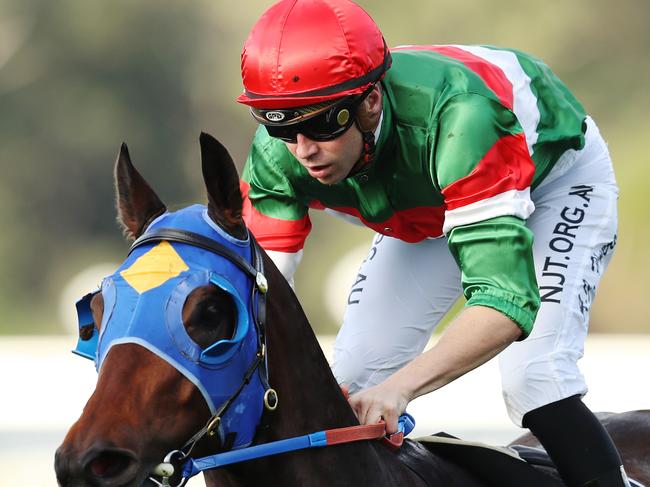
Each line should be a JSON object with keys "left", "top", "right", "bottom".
{"left": 1, "top": 0, "right": 649, "bottom": 335}
{"left": 0, "top": 0, "right": 648, "bottom": 485}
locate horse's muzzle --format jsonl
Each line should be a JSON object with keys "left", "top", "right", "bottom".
{"left": 55, "top": 442, "right": 141, "bottom": 487}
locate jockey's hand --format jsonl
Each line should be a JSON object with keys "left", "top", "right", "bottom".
{"left": 346, "top": 380, "right": 410, "bottom": 434}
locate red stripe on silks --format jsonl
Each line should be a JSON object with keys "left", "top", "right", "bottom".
{"left": 308, "top": 200, "right": 326, "bottom": 210}
{"left": 324, "top": 422, "right": 387, "bottom": 446}
{"left": 393, "top": 45, "right": 513, "bottom": 109}
{"left": 441, "top": 133, "right": 534, "bottom": 210}
{"left": 309, "top": 200, "right": 446, "bottom": 241}
{"left": 240, "top": 180, "right": 311, "bottom": 252}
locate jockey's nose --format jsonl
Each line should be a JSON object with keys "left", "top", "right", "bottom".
{"left": 295, "top": 133, "right": 319, "bottom": 160}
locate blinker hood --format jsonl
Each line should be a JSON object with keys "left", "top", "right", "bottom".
{"left": 73, "top": 205, "right": 268, "bottom": 449}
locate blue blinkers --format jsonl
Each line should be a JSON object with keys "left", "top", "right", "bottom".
{"left": 73, "top": 205, "right": 270, "bottom": 450}
{"left": 73, "top": 292, "right": 99, "bottom": 360}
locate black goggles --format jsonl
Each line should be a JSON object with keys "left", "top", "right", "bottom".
{"left": 250, "top": 86, "right": 373, "bottom": 143}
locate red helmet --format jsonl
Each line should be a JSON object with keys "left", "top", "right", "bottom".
{"left": 237, "top": 0, "right": 391, "bottom": 109}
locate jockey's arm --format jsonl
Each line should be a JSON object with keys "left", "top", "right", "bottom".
{"left": 349, "top": 216, "right": 539, "bottom": 434}
{"left": 354, "top": 97, "right": 546, "bottom": 433}
{"left": 348, "top": 305, "right": 521, "bottom": 433}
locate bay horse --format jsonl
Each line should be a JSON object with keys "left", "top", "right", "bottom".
{"left": 55, "top": 133, "right": 650, "bottom": 487}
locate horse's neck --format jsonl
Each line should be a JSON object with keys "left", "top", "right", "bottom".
{"left": 216, "top": 264, "right": 421, "bottom": 486}
{"left": 263, "top": 268, "right": 359, "bottom": 434}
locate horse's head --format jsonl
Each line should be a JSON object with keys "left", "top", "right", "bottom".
{"left": 55, "top": 133, "right": 275, "bottom": 486}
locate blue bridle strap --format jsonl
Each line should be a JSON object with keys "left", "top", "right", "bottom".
{"left": 181, "top": 414, "right": 415, "bottom": 478}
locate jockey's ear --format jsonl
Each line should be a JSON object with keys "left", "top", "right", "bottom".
{"left": 114, "top": 143, "right": 166, "bottom": 240}
{"left": 199, "top": 132, "right": 247, "bottom": 240}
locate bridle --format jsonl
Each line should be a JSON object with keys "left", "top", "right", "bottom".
{"left": 126, "top": 228, "right": 278, "bottom": 487}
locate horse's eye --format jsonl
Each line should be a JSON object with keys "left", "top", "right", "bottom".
{"left": 183, "top": 286, "right": 237, "bottom": 348}
{"left": 79, "top": 324, "right": 95, "bottom": 340}
{"left": 198, "top": 296, "right": 236, "bottom": 323}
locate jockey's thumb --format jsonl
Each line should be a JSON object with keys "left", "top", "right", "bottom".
{"left": 340, "top": 384, "right": 350, "bottom": 400}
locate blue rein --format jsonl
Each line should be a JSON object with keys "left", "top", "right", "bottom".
{"left": 180, "top": 414, "right": 416, "bottom": 478}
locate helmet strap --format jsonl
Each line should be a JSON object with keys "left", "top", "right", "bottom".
{"left": 346, "top": 121, "right": 376, "bottom": 178}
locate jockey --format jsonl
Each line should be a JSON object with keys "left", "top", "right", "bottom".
{"left": 237, "top": 1, "right": 627, "bottom": 485}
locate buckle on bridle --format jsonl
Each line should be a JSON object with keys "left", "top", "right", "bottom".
{"left": 207, "top": 416, "right": 221, "bottom": 437}
{"left": 263, "top": 388, "right": 278, "bottom": 411}
{"left": 150, "top": 450, "right": 189, "bottom": 487}
{"left": 255, "top": 272, "right": 268, "bottom": 293}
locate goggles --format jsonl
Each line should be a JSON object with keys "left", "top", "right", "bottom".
{"left": 250, "top": 85, "right": 374, "bottom": 143}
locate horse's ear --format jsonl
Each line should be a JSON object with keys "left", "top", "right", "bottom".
{"left": 114, "top": 143, "right": 166, "bottom": 240}
{"left": 200, "top": 132, "right": 247, "bottom": 239}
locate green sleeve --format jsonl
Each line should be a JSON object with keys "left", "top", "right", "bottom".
{"left": 434, "top": 93, "right": 524, "bottom": 189}
{"left": 243, "top": 126, "right": 308, "bottom": 221}
{"left": 447, "top": 216, "right": 540, "bottom": 337}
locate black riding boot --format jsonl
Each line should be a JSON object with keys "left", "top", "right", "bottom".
{"left": 522, "top": 395, "right": 631, "bottom": 487}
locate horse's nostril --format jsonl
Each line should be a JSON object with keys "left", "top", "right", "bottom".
{"left": 89, "top": 452, "right": 121, "bottom": 477}
{"left": 83, "top": 448, "right": 139, "bottom": 482}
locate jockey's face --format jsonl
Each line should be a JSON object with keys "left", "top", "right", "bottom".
{"left": 284, "top": 123, "right": 362, "bottom": 185}
{"left": 282, "top": 85, "right": 382, "bottom": 185}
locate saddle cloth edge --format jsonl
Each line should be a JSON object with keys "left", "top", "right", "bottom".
{"left": 413, "top": 434, "right": 524, "bottom": 461}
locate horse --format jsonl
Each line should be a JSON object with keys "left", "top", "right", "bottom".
{"left": 55, "top": 133, "right": 650, "bottom": 487}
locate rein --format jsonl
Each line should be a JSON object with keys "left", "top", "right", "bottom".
{"left": 180, "top": 414, "right": 415, "bottom": 478}
{"left": 152, "top": 415, "right": 415, "bottom": 486}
